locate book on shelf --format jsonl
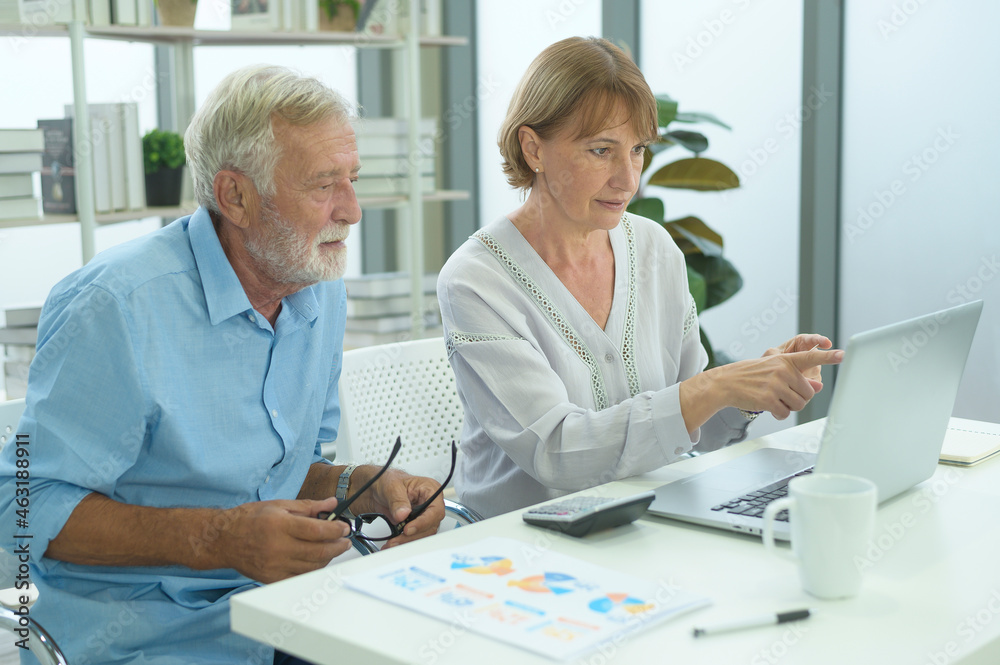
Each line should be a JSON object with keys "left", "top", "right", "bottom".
{"left": 343, "top": 326, "right": 444, "bottom": 350}
{"left": 134, "top": 0, "right": 150, "bottom": 26}
{"left": 230, "top": 0, "right": 279, "bottom": 30}
{"left": 358, "top": 155, "right": 434, "bottom": 177}
{"left": 279, "top": 0, "right": 298, "bottom": 30}
{"left": 0, "top": 152, "right": 43, "bottom": 175}
{"left": 3, "top": 305, "right": 42, "bottom": 328}
{"left": 0, "top": 195, "right": 41, "bottom": 221}
{"left": 110, "top": 0, "right": 136, "bottom": 25}
{"left": 64, "top": 103, "right": 144, "bottom": 212}
{"left": 353, "top": 175, "right": 434, "bottom": 197}
{"left": 0, "top": 128, "right": 44, "bottom": 153}
{"left": 345, "top": 293, "right": 437, "bottom": 319}
{"left": 0, "top": 173, "right": 34, "bottom": 199}
{"left": 0, "top": 0, "right": 21, "bottom": 22}
{"left": 18, "top": 0, "right": 79, "bottom": 24}
{"left": 345, "top": 310, "right": 440, "bottom": 334}
{"left": 343, "top": 271, "right": 438, "bottom": 299}
{"left": 37, "top": 118, "right": 76, "bottom": 215}
{"left": 88, "top": 0, "right": 111, "bottom": 25}
{"left": 354, "top": 120, "right": 438, "bottom": 158}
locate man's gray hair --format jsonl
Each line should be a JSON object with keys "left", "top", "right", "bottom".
{"left": 184, "top": 64, "right": 354, "bottom": 213}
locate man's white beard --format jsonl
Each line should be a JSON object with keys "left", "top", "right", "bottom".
{"left": 245, "top": 202, "right": 349, "bottom": 285}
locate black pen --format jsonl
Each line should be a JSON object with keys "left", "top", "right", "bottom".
{"left": 692, "top": 608, "right": 813, "bottom": 638}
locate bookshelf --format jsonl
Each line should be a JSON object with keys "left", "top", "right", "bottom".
{"left": 1, "top": 1, "right": 468, "bottom": 337}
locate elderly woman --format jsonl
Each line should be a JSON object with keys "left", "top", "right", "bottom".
{"left": 437, "top": 37, "right": 842, "bottom": 518}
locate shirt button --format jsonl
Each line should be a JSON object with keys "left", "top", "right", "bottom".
{"left": 248, "top": 313, "right": 256, "bottom": 323}
{"left": 604, "top": 353, "right": 614, "bottom": 363}
{"left": 271, "top": 409, "right": 278, "bottom": 418}
{"left": 674, "top": 447, "right": 685, "bottom": 456}
{"left": 265, "top": 474, "right": 270, "bottom": 483}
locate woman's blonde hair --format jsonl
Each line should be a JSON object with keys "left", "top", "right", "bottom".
{"left": 498, "top": 37, "right": 658, "bottom": 191}
{"left": 185, "top": 64, "right": 354, "bottom": 213}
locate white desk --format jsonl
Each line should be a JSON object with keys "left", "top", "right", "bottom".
{"left": 231, "top": 419, "right": 1000, "bottom": 664}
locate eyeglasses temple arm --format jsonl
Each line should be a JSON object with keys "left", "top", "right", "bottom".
{"left": 326, "top": 436, "right": 402, "bottom": 520}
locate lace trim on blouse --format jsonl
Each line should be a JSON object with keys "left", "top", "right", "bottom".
{"left": 446, "top": 331, "right": 522, "bottom": 359}
{"left": 619, "top": 216, "right": 641, "bottom": 398}
{"left": 473, "top": 228, "right": 610, "bottom": 410}
{"left": 683, "top": 297, "right": 698, "bottom": 337}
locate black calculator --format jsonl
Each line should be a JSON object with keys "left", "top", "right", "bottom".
{"left": 521, "top": 491, "right": 656, "bottom": 537}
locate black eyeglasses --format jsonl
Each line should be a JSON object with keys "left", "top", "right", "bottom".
{"left": 319, "top": 436, "right": 456, "bottom": 542}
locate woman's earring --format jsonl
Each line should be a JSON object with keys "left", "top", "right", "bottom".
{"left": 534, "top": 167, "right": 540, "bottom": 173}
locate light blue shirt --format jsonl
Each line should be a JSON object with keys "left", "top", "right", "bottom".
{"left": 0, "top": 208, "right": 345, "bottom": 664}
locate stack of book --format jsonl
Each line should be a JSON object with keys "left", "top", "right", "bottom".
{"left": 0, "top": 128, "right": 43, "bottom": 223}
{"left": 352, "top": 117, "right": 437, "bottom": 197}
{"left": 0, "top": 305, "right": 40, "bottom": 400}
{"left": 52, "top": 102, "right": 145, "bottom": 214}
{"left": 342, "top": 272, "right": 441, "bottom": 348}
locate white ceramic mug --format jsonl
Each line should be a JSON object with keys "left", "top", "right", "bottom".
{"left": 762, "top": 473, "right": 878, "bottom": 599}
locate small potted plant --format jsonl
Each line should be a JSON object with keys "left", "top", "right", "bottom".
{"left": 143, "top": 129, "right": 186, "bottom": 207}
{"left": 155, "top": 0, "right": 198, "bottom": 27}
{"left": 318, "top": 0, "right": 359, "bottom": 31}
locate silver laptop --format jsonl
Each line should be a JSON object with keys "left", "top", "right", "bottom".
{"left": 646, "top": 300, "right": 984, "bottom": 540}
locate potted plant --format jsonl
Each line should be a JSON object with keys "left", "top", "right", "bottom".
{"left": 143, "top": 129, "right": 186, "bottom": 207}
{"left": 627, "top": 95, "right": 742, "bottom": 367}
{"left": 155, "top": 0, "right": 198, "bottom": 27}
{"left": 318, "top": 0, "right": 359, "bottom": 31}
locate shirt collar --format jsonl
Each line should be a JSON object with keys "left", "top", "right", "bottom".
{"left": 189, "top": 207, "right": 320, "bottom": 326}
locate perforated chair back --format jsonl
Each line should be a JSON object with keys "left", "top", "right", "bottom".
{"left": 337, "top": 338, "right": 464, "bottom": 483}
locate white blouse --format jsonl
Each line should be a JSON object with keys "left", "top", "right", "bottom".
{"left": 437, "top": 213, "right": 752, "bottom": 517}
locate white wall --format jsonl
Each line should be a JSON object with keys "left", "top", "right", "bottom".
{"left": 641, "top": 0, "right": 805, "bottom": 436}
{"left": 475, "top": 0, "right": 602, "bottom": 226}
{"left": 840, "top": 0, "right": 1000, "bottom": 422}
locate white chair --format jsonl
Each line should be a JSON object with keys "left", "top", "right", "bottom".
{"left": 0, "top": 398, "right": 69, "bottom": 664}
{"left": 335, "top": 337, "right": 483, "bottom": 552}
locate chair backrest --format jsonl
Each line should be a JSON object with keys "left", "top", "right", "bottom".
{"left": 337, "top": 338, "right": 463, "bottom": 482}
{"left": 0, "top": 399, "right": 25, "bottom": 451}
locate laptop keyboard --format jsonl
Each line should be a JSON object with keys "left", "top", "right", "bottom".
{"left": 710, "top": 468, "right": 814, "bottom": 521}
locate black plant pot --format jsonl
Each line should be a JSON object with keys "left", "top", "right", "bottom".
{"left": 144, "top": 166, "right": 184, "bottom": 207}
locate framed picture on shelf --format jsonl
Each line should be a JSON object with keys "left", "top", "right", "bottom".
{"left": 230, "top": 0, "right": 278, "bottom": 30}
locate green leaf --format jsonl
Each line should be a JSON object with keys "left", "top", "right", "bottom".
{"left": 142, "top": 129, "right": 185, "bottom": 174}
{"left": 663, "top": 216, "right": 723, "bottom": 256}
{"left": 626, "top": 197, "right": 664, "bottom": 223}
{"left": 687, "top": 264, "right": 707, "bottom": 313}
{"left": 664, "top": 130, "right": 708, "bottom": 154}
{"left": 656, "top": 95, "right": 678, "bottom": 128}
{"left": 647, "top": 157, "right": 740, "bottom": 191}
{"left": 673, "top": 111, "right": 732, "bottom": 131}
{"left": 686, "top": 254, "right": 743, "bottom": 310}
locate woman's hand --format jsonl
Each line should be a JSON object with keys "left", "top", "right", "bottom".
{"left": 763, "top": 334, "right": 835, "bottom": 390}
{"left": 680, "top": 339, "right": 843, "bottom": 431}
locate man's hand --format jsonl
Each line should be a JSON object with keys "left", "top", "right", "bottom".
{"left": 349, "top": 468, "right": 446, "bottom": 548}
{"left": 212, "top": 496, "right": 351, "bottom": 583}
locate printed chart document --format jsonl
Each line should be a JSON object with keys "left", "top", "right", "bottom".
{"left": 346, "top": 536, "right": 710, "bottom": 660}
{"left": 940, "top": 417, "right": 1000, "bottom": 467}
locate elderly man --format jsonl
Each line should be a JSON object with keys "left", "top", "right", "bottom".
{"left": 0, "top": 65, "right": 444, "bottom": 664}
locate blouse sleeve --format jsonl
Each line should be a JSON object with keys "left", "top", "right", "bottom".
{"left": 441, "top": 266, "right": 699, "bottom": 492}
